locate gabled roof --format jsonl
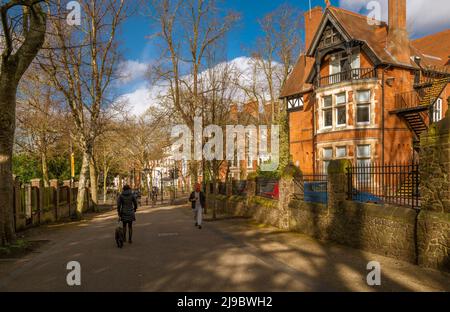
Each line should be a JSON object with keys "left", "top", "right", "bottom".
{"left": 411, "top": 29, "right": 450, "bottom": 68}
{"left": 279, "top": 54, "right": 314, "bottom": 98}
{"left": 280, "top": 6, "right": 450, "bottom": 99}
{"left": 308, "top": 7, "right": 416, "bottom": 67}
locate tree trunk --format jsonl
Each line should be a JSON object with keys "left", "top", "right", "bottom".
{"left": 89, "top": 156, "right": 98, "bottom": 211}
{"left": 0, "top": 1, "right": 46, "bottom": 246}
{"left": 118, "top": 175, "right": 123, "bottom": 193}
{"left": 0, "top": 82, "right": 17, "bottom": 246}
{"left": 103, "top": 166, "right": 109, "bottom": 204}
{"left": 211, "top": 173, "right": 217, "bottom": 220}
{"left": 41, "top": 149, "right": 50, "bottom": 187}
{"left": 76, "top": 150, "right": 90, "bottom": 218}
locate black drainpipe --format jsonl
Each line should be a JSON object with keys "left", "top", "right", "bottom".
{"left": 381, "top": 64, "right": 392, "bottom": 166}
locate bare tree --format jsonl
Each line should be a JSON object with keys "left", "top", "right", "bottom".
{"left": 16, "top": 67, "right": 65, "bottom": 187}
{"left": 0, "top": 0, "right": 46, "bottom": 245}
{"left": 121, "top": 108, "right": 172, "bottom": 193}
{"left": 148, "top": 0, "right": 239, "bottom": 185}
{"left": 41, "top": 0, "right": 126, "bottom": 217}
{"left": 251, "top": 3, "right": 302, "bottom": 120}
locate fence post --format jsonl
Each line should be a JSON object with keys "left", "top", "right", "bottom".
{"left": 50, "top": 179, "right": 59, "bottom": 220}
{"left": 418, "top": 114, "right": 450, "bottom": 272}
{"left": 327, "top": 159, "right": 352, "bottom": 210}
{"left": 63, "top": 180, "right": 72, "bottom": 218}
{"left": 30, "top": 179, "right": 43, "bottom": 225}
{"left": 25, "top": 183, "right": 32, "bottom": 223}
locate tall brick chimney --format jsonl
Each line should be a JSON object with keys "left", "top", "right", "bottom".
{"left": 387, "top": 0, "right": 410, "bottom": 64}
{"left": 304, "top": 7, "right": 323, "bottom": 51}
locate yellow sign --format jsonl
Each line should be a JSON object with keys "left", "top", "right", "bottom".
{"left": 71, "top": 153, "right": 75, "bottom": 178}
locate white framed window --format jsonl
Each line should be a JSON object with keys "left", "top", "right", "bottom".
{"left": 336, "top": 146, "right": 347, "bottom": 158}
{"left": 335, "top": 92, "right": 347, "bottom": 126}
{"left": 356, "top": 90, "right": 371, "bottom": 124}
{"left": 356, "top": 144, "right": 371, "bottom": 182}
{"left": 356, "top": 145, "right": 371, "bottom": 166}
{"left": 323, "top": 147, "right": 333, "bottom": 173}
{"left": 323, "top": 96, "right": 333, "bottom": 128}
{"left": 433, "top": 98, "right": 443, "bottom": 122}
{"left": 247, "top": 157, "right": 253, "bottom": 169}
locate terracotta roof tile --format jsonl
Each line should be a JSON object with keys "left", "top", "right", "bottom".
{"left": 279, "top": 54, "right": 314, "bottom": 98}
{"left": 280, "top": 7, "right": 450, "bottom": 99}
{"left": 411, "top": 29, "right": 450, "bottom": 68}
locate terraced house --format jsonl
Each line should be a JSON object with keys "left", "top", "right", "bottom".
{"left": 280, "top": 0, "right": 450, "bottom": 174}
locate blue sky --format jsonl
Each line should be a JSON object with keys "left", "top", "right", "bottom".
{"left": 119, "top": 0, "right": 329, "bottom": 63}
{"left": 117, "top": 0, "right": 450, "bottom": 115}
{"left": 119, "top": 0, "right": 450, "bottom": 64}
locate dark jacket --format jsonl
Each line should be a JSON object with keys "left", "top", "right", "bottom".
{"left": 189, "top": 191, "right": 206, "bottom": 210}
{"left": 117, "top": 189, "right": 138, "bottom": 222}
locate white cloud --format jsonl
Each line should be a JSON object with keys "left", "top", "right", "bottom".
{"left": 339, "top": 0, "right": 450, "bottom": 37}
{"left": 117, "top": 60, "right": 149, "bottom": 84}
{"left": 118, "top": 56, "right": 283, "bottom": 116}
{"left": 118, "top": 84, "right": 167, "bottom": 116}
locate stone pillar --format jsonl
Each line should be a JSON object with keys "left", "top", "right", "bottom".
{"left": 418, "top": 117, "right": 450, "bottom": 272}
{"left": 278, "top": 164, "right": 304, "bottom": 230}
{"left": 50, "top": 179, "right": 59, "bottom": 220}
{"left": 327, "top": 159, "right": 352, "bottom": 210}
{"left": 31, "top": 179, "right": 43, "bottom": 224}
{"left": 245, "top": 179, "right": 256, "bottom": 216}
{"left": 246, "top": 179, "right": 256, "bottom": 197}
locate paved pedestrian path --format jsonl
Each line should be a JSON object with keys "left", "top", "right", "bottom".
{"left": 0, "top": 202, "right": 449, "bottom": 292}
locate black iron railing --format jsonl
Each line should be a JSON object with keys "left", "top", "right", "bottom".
{"left": 346, "top": 162, "right": 420, "bottom": 210}
{"left": 415, "top": 66, "right": 450, "bottom": 86}
{"left": 318, "top": 68, "right": 377, "bottom": 87}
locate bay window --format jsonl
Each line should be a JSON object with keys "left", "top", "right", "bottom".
{"left": 336, "top": 93, "right": 347, "bottom": 126}
{"left": 323, "top": 96, "right": 333, "bottom": 128}
{"left": 336, "top": 146, "right": 347, "bottom": 158}
{"left": 356, "top": 90, "right": 371, "bottom": 124}
{"left": 323, "top": 148, "right": 333, "bottom": 173}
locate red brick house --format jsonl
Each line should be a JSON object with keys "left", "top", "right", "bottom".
{"left": 280, "top": 0, "right": 449, "bottom": 174}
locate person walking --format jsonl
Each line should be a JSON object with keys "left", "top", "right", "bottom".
{"left": 117, "top": 185, "right": 138, "bottom": 243}
{"left": 189, "top": 183, "right": 206, "bottom": 229}
{"left": 151, "top": 187, "right": 158, "bottom": 206}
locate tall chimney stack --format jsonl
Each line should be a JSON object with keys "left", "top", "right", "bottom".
{"left": 304, "top": 7, "right": 323, "bottom": 52}
{"left": 387, "top": 0, "right": 410, "bottom": 64}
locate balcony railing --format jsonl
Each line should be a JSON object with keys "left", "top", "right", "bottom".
{"left": 317, "top": 68, "right": 377, "bottom": 88}
{"left": 394, "top": 91, "right": 423, "bottom": 111}
{"left": 415, "top": 66, "right": 450, "bottom": 87}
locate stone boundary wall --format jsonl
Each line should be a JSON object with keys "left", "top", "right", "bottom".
{"left": 206, "top": 155, "right": 449, "bottom": 272}
{"left": 207, "top": 194, "right": 418, "bottom": 264}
